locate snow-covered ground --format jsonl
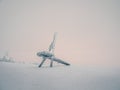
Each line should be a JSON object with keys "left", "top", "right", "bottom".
{"left": 0, "top": 62, "right": 120, "bottom": 90}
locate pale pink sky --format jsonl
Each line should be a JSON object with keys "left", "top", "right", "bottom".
{"left": 0, "top": 0, "right": 120, "bottom": 67}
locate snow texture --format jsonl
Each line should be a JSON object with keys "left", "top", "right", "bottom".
{"left": 0, "top": 62, "right": 120, "bottom": 90}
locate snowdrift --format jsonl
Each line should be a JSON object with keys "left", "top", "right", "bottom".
{"left": 0, "top": 62, "right": 120, "bottom": 90}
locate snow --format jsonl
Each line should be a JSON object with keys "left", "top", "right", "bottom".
{"left": 0, "top": 62, "right": 120, "bottom": 90}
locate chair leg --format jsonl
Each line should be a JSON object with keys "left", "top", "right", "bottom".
{"left": 50, "top": 60, "right": 53, "bottom": 67}
{"left": 38, "top": 59, "right": 46, "bottom": 67}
